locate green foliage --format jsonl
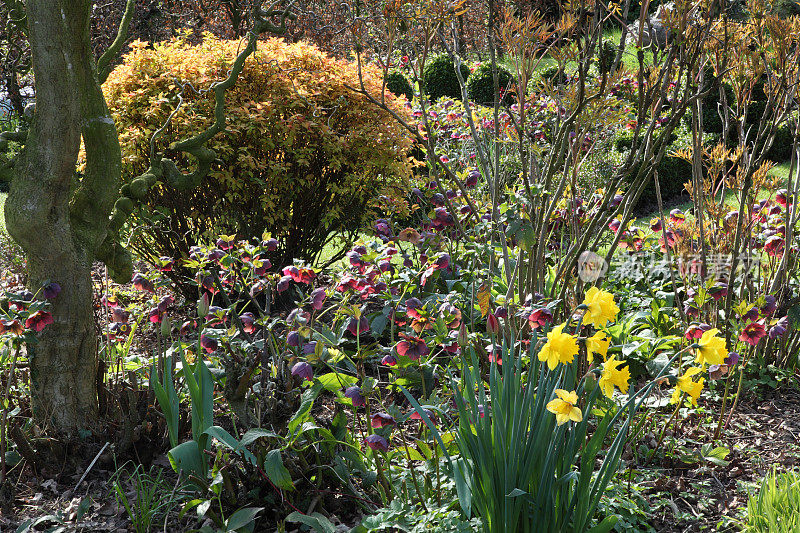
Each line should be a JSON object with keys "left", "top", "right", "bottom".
{"left": 422, "top": 54, "right": 471, "bottom": 101}
{"left": 166, "top": 347, "right": 215, "bottom": 479}
{"left": 539, "top": 65, "right": 567, "bottom": 86}
{"left": 112, "top": 463, "right": 186, "bottom": 533}
{"left": 104, "top": 37, "right": 414, "bottom": 268}
{"left": 402, "top": 338, "right": 672, "bottom": 533}
{"left": 598, "top": 41, "right": 618, "bottom": 74}
{"left": 744, "top": 469, "right": 800, "bottom": 532}
{"left": 765, "top": 122, "right": 795, "bottom": 162}
{"left": 357, "top": 498, "right": 481, "bottom": 532}
{"left": 386, "top": 71, "right": 414, "bottom": 101}
{"left": 466, "top": 63, "right": 515, "bottom": 106}
{"left": 617, "top": 127, "right": 694, "bottom": 208}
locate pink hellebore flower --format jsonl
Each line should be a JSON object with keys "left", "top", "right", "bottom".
{"left": 291, "top": 361, "right": 314, "bottom": 382}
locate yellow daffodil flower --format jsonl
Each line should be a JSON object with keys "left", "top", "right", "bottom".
{"left": 585, "top": 331, "right": 611, "bottom": 361}
{"left": 582, "top": 287, "right": 620, "bottom": 328}
{"left": 694, "top": 328, "right": 728, "bottom": 367}
{"left": 598, "top": 355, "right": 631, "bottom": 398}
{"left": 671, "top": 366, "right": 705, "bottom": 406}
{"left": 538, "top": 323, "right": 579, "bottom": 370}
{"left": 546, "top": 389, "right": 583, "bottom": 425}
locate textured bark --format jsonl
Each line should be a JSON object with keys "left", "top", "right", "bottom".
{"left": 5, "top": 0, "right": 120, "bottom": 436}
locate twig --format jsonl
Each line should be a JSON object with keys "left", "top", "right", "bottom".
{"left": 73, "top": 442, "right": 110, "bottom": 493}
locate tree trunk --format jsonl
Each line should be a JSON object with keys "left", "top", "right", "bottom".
{"left": 5, "top": 0, "right": 118, "bottom": 437}
{"left": 25, "top": 255, "right": 98, "bottom": 434}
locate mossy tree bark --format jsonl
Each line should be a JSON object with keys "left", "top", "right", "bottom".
{"left": 5, "top": 0, "right": 121, "bottom": 437}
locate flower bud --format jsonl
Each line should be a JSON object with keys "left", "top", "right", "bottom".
{"left": 197, "top": 293, "right": 210, "bottom": 318}
{"left": 160, "top": 314, "right": 172, "bottom": 338}
{"left": 486, "top": 313, "right": 500, "bottom": 335}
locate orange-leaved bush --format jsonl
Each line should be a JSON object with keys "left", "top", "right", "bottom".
{"left": 103, "top": 35, "right": 414, "bottom": 272}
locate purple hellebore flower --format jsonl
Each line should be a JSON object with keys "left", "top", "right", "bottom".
{"left": 466, "top": 169, "right": 480, "bottom": 187}
{"left": 743, "top": 306, "right": 760, "bottom": 321}
{"left": 310, "top": 288, "right": 327, "bottom": 310}
{"left": 131, "top": 273, "right": 155, "bottom": 293}
{"left": 374, "top": 221, "right": 391, "bottom": 238}
{"left": 761, "top": 295, "right": 777, "bottom": 316}
{"left": 486, "top": 313, "right": 500, "bottom": 335}
{"left": 345, "top": 316, "right": 369, "bottom": 337}
{"left": 405, "top": 297, "right": 423, "bottom": 313}
{"left": 381, "top": 354, "right": 397, "bottom": 366}
{"left": 148, "top": 307, "right": 163, "bottom": 324}
{"left": 769, "top": 316, "right": 788, "bottom": 339}
{"left": 250, "top": 280, "right": 268, "bottom": 298}
{"left": 364, "top": 434, "right": 389, "bottom": 452}
{"left": 370, "top": 412, "right": 396, "bottom": 428}
{"left": 157, "top": 295, "right": 175, "bottom": 313}
{"left": 434, "top": 253, "right": 450, "bottom": 270}
{"left": 263, "top": 238, "right": 278, "bottom": 251}
{"left": 347, "top": 251, "right": 363, "bottom": 267}
{"left": 277, "top": 275, "right": 292, "bottom": 293}
{"left": 200, "top": 334, "right": 218, "bottom": 353}
{"left": 396, "top": 334, "right": 429, "bottom": 360}
{"left": 649, "top": 218, "right": 663, "bottom": 232}
{"left": 111, "top": 307, "right": 129, "bottom": 323}
{"left": 239, "top": 312, "right": 256, "bottom": 334}
{"left": 287, "top": 330, "right": 301, "bottom": 347}
{"left": 291, "top": 361, "right": 314, "bottom": 382}
{"left": 302, "top": 341, "right": 317, "bottom": 355}
{"left": 344, "top": 385, "right": 366, "bottom": 407}
{"left": 42, "top": 282, "right": 61, "bottom": 300}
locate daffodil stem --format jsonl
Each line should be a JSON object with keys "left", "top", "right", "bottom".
{"left": 654, "top": 399, "right": 681, "bottom": 461}
{"left": 714, "top": 368, "right": 736, "bottom": 441}
{"left": 724, "top": 346, "right": 753, "bottom": 431}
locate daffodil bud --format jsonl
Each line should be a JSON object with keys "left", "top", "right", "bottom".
{"left": 160, "top": 314, "right": 172, "bottom": 338}
{"left": 197, "top": 293, "right": 210, "bottom": 318}
{"left": 584, "top": 370, "right": 597, "bottom": 393}
{"left": 458, "top": 323, "right": 469, "bottom": 346}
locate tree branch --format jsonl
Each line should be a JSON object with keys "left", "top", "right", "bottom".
{"left": 97, "top": 0, "right": 135, "bottom": 84}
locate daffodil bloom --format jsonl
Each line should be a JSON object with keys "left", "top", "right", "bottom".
{"left": 537, "top": 324, "right": 579, "bottom": 370}
{"left": 582, "top": 287, "right": 620, "bottom": 328}
{"left": 585, "top": 331, "right": 611, "bottom": 360}
{"left": 598, "top": 356, "right": 631, "bottom": 398}
{"left": 546, "top": 389, "right": 583, "bottom": 425}
{"left": 694, "top": 328, "right": 728, "bottom": 367}
{"left": 671, "top": 367, "right": 705, "bottom": 406}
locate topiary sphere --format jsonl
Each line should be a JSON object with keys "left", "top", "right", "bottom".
{"left": 385, "top": 71, "right": 414, "bottom": 101}
{"left": 466, "top": 63, "right": 516, "bottom": 106}
{"left": 421, "top": 54, "right": 470, "bottom": 101}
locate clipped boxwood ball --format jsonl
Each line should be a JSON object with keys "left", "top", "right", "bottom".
{"left": 466, "top": 63, "right": 515, "bottom": 106}
{"left": 422, "top": 54, "right": 470, "bottom": 101}
{"left": 385, "top": 71, "right": 413, "bottom": 101}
